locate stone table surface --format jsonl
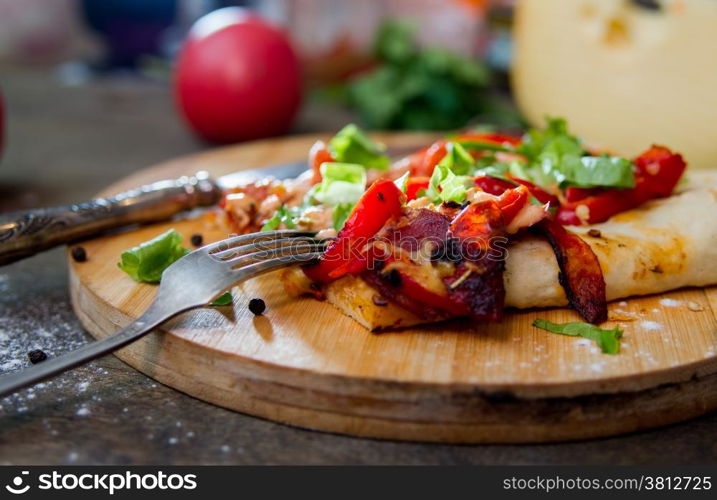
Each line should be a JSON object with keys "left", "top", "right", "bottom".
{"left": 0, "top": 67, "right": 715, "bottom": 465}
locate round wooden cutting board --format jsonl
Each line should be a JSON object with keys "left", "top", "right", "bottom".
{"left": 69, "top": 133, "right": 717, "bottom": 443}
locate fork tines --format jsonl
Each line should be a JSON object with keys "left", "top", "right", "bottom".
{"left": 207, "top": 230, "right": 329, "bottom": 270}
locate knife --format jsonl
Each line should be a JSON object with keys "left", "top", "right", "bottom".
{"left": 0, "top": 160, "right": 307, "bottom": 266}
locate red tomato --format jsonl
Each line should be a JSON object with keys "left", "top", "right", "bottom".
{"left": 174, "top": 8, "right": 302, "bottom": 143}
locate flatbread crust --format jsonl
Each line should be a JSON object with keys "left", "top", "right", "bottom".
{"left": 282, "top": 171, "right": 717, "bottom": 330}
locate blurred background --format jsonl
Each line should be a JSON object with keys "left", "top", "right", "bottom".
{"left": 0, "top": 0, "right": 715, "bottom": 210}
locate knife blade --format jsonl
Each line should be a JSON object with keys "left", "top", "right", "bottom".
{"left": 0, "top": 160, "right": 309, "bottom": 266}
{"left": 0, "top": 143, "right": 422, "bottom": 266}
{"left": 215, "top": 160, "right": 308, "bottom": 189}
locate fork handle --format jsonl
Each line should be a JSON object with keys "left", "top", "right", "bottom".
{"left": 0, "top": 306, "right": 174, "bottom": 398}
{"left": 0, "top": 172, "right": 221, "bottom": 266}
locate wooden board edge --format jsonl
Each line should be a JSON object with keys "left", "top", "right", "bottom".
{"left": 70, "top": 266, "right": 717, "bottom": 443}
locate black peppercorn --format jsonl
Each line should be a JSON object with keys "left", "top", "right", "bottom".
{"left": 28, "top": 349, "right": 47, "bottom": 364}
{"left": 71, "top": 246, "right": 87, "bottom": 262}
{"left": 386, "top": 269, "right": 402, "bottom": 287}
{"left": 190, "top": 233, "right": 204, "bottom": 247}
{"left": 248, "top": 298, "right": 266, "bottom": 315}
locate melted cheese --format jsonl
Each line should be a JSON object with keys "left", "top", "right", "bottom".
{"left": 513, "top": 0, "right": 717, "bottom": 168}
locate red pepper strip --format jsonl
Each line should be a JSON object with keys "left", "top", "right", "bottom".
{"left": 308, "top": 140, "right": 335, "bottom": 185}
{"left": 557, "top": 145, "right": 686, "bottom": 225}
{"left": 505, "top": 176, "right": 559, "bottom": 206}
{"left": 302, "top": 180, "right": 404, "bottom": 284}
{"left": 455, "top": 132, "right": 522, "bottom": 147}
{"left": 406, "top": 176, "right": 430, "bottom": 201}
{"left": 405, "top": 134, "right": 522, "bottom": 178}
{"left": 633, "top": 145, "right": 687, "bottom": 197}
{"left": 360, "top": 208, "right": 469, "bottom": 319}
{"left": 564, "top": 186, "right": 603, "bottom": 203}
{"left": 367, "top": 257, "right": 469, "bottom": 317}
{"left": 361, "top": 269, "right": 456, "bottom": 322}
{"left": 496, "top": 185, "right": 530, "bottom": 225}
{"left": 406, "top": 140, "right": 447, "bottom": 177}
{"left": 474, "top": 175, "right": 515, "bottom": 196}
{"left": 474, "top": 175, "right": 558, "bottom": 207}
{"left": 534, "top": 219, "right": 607, "bottom": 324}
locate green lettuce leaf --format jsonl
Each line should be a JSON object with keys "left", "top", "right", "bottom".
{"left": 425, "top": 163, "right": 472, "bottom": 204}
{"left": 566, "top": 155, "right": 635, "bottom": 189}
{"left": 332, "top": 202, "right": 355, "bottom": 231}
{"left": 394, "top": 171, "right": 410, "bottom": 193}
{"left": 328, "top": 124, "right": 390, "bottom": 170}
{"left": 261, "top": 205, "right": 298, "bottom": 232}
{"left": 516, "top": 117, "right": 635, "bottom": 189}
{"left": 312, "top": 162, "right": 367, "bottom": 206}
{"left": 211, "top": 292, "right": 233, "bottom": 306}
{"left": 118, "top": 229, "right": 189, "bottom": 283}
{"left": 437, "top": 141, "right": 474, "bottom": 175}
{"left": 532, "top": 318, "right": 623, "bottom": 354}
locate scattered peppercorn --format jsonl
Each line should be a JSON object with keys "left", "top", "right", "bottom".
{"left": 190, "top": 233, "right": 204, "bottom": 247}
{"left": 248, "top": 298, "right": 266, "bottom": 315}
{"left": 71, "top": 246, "right": 87, "bottom": 262}
{"left": 28, "top": 349, "right": 47, "bottom": 364}
{"left": 587, "top": 229, "right": 602, "bottom": 238}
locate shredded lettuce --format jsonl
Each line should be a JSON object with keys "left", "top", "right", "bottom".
{"left": 516, "top": 117, "right": 635, "bottom": 189}
{"left": 425, "top": 163, "right": 472, "bottom": 204}
{"left": 118, "top": 230, "right": 233, "bottom": 306}
{"left": 437, "top": 141, "right": 474, "bottom": 175}
{"left": 328, "top": 124, "right": 390, "bottom": 170}
{"left": 117, "top": 229, "right": 189, "bottom": 283}
{"left": 312, "top": 162, "right": 367, "bottom": 207}
{"left": 532, "top": 318, "right": 623, "bottom": 354}
{"left": 394, "top": 171, "right": 410, "bottom": 193}
{"left": 456, "top": 139, "right": 516, "bottom": 154}
{"left": 261, "top": 205, "right": 298, "bottom": 232}
{"left": 332, "top": 202, "right": 354, "bottom": 231}
{"left": 211, "top": 292, "right": 233, "bottom": 306}
{"left": 564, "top": 155, "right": 635, "bottom": 189}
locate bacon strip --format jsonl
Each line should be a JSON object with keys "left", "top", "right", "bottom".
{"left": 534, "top": 220, "right": 607, "bottom": 323}
{"left": 444, "top": 201, "right": 506, "bottom": 322}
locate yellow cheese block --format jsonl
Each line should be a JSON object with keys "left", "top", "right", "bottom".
{"left": 512, "top": 0, "right": 717, "bottom": 168}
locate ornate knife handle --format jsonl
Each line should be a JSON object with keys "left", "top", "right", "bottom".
{"left": 0, "top": 172, "right": 222, "bottom": 266}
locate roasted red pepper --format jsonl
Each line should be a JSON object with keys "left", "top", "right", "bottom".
{"left": 303, "top": 179, "right": 404, "bottom": 283}
{"left": 496, "top": 185, "right": 530, "bottom": 225}
{"left": 506, "top": 176, "right": 559, "bottom": 206}
{"left": 405, "top": 133, "right": 521, "bottom": 178}
{"left": 308, "top": 140, "right": 335, "bottom": 185}
{"left": 474, "top": 175, "right": 515, "bottom": 196}
{"left": 367, "top": 258, "right": 470, "bottom": 318}
{"left": 534, "top": 220, "right": 607, "bottom": 323}
{"left": 406, "top": 140, "right": 447, "bottom": 177}
{"left": 474, "top": 175, "right": 558, "bottom": 208}
{"left": 405, "top": 176, "right": 430, "bottom": 201}
{"left": 455, "top": 132, "right": 522, "bottom": 148}
{"left": 557, "top": 146, "right": 686, "bottom": 225}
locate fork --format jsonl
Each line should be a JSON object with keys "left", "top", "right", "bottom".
{"left": 0, "top": 230, "right": 328, "bottom": 398}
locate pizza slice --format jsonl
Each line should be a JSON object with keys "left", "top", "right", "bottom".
{"left": 216, "top": 119, "right": 716, "bottom": 331}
